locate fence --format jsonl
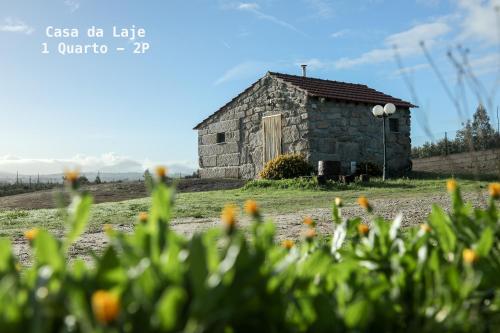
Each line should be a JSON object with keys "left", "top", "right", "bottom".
{"left": 412, "top": 148, "right": 500, "bottom": 177}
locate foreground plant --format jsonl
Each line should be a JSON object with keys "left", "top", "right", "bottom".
{"left": 0, "top": 173, "right": 498, "bottom": 332}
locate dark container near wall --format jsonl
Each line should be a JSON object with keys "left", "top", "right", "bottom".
{"left": 318, "top": 160, "right": 341, "bottom": 184}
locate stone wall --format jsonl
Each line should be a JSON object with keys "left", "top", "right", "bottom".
{"left": 412, "top": 148, "right": 500, "bottom": 176}
{"left": 197, "top": 74, "right": 310, "bottom": 179}
{"left": 307, "top": 98, "right": 412, "bottom": 173}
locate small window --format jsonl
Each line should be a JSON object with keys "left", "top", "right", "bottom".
{"left": 216, "top": 132, "right": 226, "bottom": 144}
{"left": 389, "top": 118, "right": 399, "bottom": 133}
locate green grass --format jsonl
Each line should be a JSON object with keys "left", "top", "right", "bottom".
{"left": 0, "top": 178, "right": 490, "bottom": 238}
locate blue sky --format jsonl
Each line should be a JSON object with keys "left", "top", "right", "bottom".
{"left": 0, "top": 0, "right": 498, "bottom": 174}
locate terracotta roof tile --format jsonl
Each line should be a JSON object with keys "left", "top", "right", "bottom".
{"left": 270, "top": 72, "right": 415, "bottom": 108}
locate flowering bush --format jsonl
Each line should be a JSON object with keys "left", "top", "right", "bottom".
{"left": 259, "top": 153, "right": 313, "bottom": 180}
{"left": 0, "top": 171, "right": 499, "bottom": 332}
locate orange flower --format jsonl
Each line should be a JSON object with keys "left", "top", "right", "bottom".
{"left": 281, "top": 239, "right": 295, "bottom": 249}
{"left": 357, "top": 224, "right": 369, "bottom": 236}
{"left": 92, "top": 290, "right": 120, "bottom": 324}
{"left": 420, "top": 224, "right": 432, "bottom": 233}
{"left": 357, "top": 196, "right": 372, "bottom": 211}
{"left": 221, "top": 204, "right": 237, "bottom": 229}
{"left": 488, "top": 182, "right": 500, "bottom": 199}
{"left": 64, "top": 169, "right": 79, "bottom": 183}
{"left": 24, "top": 228, "right": 39, "bottom": 241}
{"left": 138, "top": 212, "right": 149, "bottom": 223}
{"left": 463, "top": 248, "right": 478, "bottom": 264}
{"left": 334, "top": 197, "right": 343, "bottom": 207}
{"left": 446, "top": 179, "right": 457, "bottom": 193}
{"left": 244, "top": 200, "right": 259, "bottom": 216}
{"left": 304, "top": 228, "right": 317, "bottom": 240}
{"left": 155, "top": 166, "right": 168, "bottom": 178}
{"left": 303, "top": 216, "right": 315, "bottom": 227}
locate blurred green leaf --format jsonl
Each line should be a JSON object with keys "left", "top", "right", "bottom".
{"left": 429, "top": 205, "right": 456, "bottom": 255}
{"left": 345, "top": 299, "right": 370, "bottom": 328}
{"left": 0, "top": 238, "right": 12, "bottom": 273}
{"left": 155, "top": 286, "right": 187, "bottom": 331}
{"left": 34, "top": 230, "right": 64, "bottom": 271}
{"left": 64, "top": 194, "right": 93, "bottom": 252}
{"left": 476, "top": 227, "right": 493, "bottom": 257}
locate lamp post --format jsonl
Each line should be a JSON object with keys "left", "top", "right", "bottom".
{"left": 372, "top": 103, "right": 396, "bottom": 181}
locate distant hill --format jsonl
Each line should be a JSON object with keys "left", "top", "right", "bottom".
{"left": 0, "top": 167, "right": 197, "bottom": 184}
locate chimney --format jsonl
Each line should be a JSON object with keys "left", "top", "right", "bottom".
{"left": 301, "top": 64, "right": 307, "bottom": 77}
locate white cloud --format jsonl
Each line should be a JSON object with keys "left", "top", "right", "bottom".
{"left": 330, "top": 29, "right": 349, "bottom": 38}
{"left": 64, "top": 0, "right": 80, "bottom": 12}
{"left": 393, "top": 63, "right": 430, "bottom": 76}
{"left": 233, "top": 2, "right": 306, "bottom": 36}
{"left": 214, "top": 61, "right": 268, "bottom": 85}
{"left": 0, "top": 153, "right": 196, "bottom": 175}
{"left": 0, "top": 18, "right": 34, "bottom": 35}
{"left": 334, "top": 20, "right": 451, "bottom": 69}
{"left": 469, "top": 52, "right": 500, "bottom": 75}
{"left": 457, "top": 0, "right": 500, "bottom": 44}
{"left": 303, "top": 0, "right": 334, "bottom": 18}
{"left": 238, "top": 2, "right": 259, "bottom": 10}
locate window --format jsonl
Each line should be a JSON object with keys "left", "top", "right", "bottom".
{"left": 216, "top": 132, "right": 226, "bottom": 144}
{"left": 389, "top": 118, "right": 399, "bottom": 133}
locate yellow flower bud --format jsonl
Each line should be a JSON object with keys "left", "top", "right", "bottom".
{"left": 92, "top": 290, "right": 120, "bottom": 324}
{"left": 24, "top": 228, "right": 39, "bottom": 241}
{"left": 244, "top": 200, "right": 259, "bottom": 216}
{"left": 446, "top": 179, "right": 457, "bottom": 193}
{"left": 488, "top": 182, "right": 500, "bottom": 199}
{"left": 281, "top": 239, "right": 295, "bottom": 249}
{"left": 334, "top": 197, "right": 343, "bottom": 207}
{"left": 303, "top": 216, "right": 315, "bottom": 227}
{"left": 64, "top": 169, "right": 80, "bottom": 184}
{"left": 138, "top": 212, "right": 148, "bottom": 223}
{"left": 221, "top": 204, "right": 237, "bottom": 230}
{"left": 357, "top": 224, "right": 369, "bottom": 236}
{"left": 420, "top": 224, "right": 431, "bottom": 233}
{"left": 304, "top": 228, "right": 317, "bottom": 240}
{"left": 463, "top": 248, "right": 478, "bottom": 264}
{"left": 357, "top": 196, "right": 372, "bottom": 211}
{"left": 155, "top": 166, "right": 168, "bottom": 178}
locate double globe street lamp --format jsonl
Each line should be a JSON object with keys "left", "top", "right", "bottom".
{"left": 372, "top": 103, "right": 396, "bottom": 181}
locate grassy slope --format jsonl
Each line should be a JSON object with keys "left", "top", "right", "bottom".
{"left": 0, "top": 178, "right": 488, "bottom": 238}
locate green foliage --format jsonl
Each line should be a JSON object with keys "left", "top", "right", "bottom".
{"left": 0, "top": 177, "right": 499, "bottom": 332}
{"left": 259, "top": 153, "right": 313, "bottom": 180}
{"left": 0, "top": 182, "right": 59, "bottom": 197}
{"left": 244, "top": 177, "right": 324, "bottom": 190}
{"left": 412, "top": 104, "right": 500, "bottom": 158}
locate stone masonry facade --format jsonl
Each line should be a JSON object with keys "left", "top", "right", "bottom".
{"left": 195, "top": 72, "right": 412, "bottom": 179}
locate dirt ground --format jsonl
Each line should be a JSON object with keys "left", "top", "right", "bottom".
{"left": 11, "top": 191, "right": 489, "bottom": 265}
{"left": 0, "top": 179, "right": 245, "bottom": 210}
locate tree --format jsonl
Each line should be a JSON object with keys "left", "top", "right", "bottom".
{"left": 456, "top": 104, "right": 497, "bottom": 151}
{"left": 94, "top": 171, "right": 102, "bottom": 184}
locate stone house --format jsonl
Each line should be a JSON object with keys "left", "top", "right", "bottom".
{"left": 194, "top": 71, "right": 415, "bottom": 179}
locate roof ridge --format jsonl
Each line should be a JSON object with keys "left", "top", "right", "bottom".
{"left": 268, "top": 71, "right": 369, "bottom": 88}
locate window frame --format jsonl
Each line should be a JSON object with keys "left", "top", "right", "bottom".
{"left": 389, "top": 118, "right": 400, "bottom": 133}
{"left": 216, "top": 132, "right": 226, "bottom": 144}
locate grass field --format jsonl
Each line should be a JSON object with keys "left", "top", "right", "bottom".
{"left": 0, "top": 177, "right": 490, "bottom": 238}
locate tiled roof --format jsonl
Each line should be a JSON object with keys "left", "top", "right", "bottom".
{"left": 193, "top": 72, "right": 416, "bottom": 129}
{"left": 270, "top": 72, "right": 416, "bottom": 108}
